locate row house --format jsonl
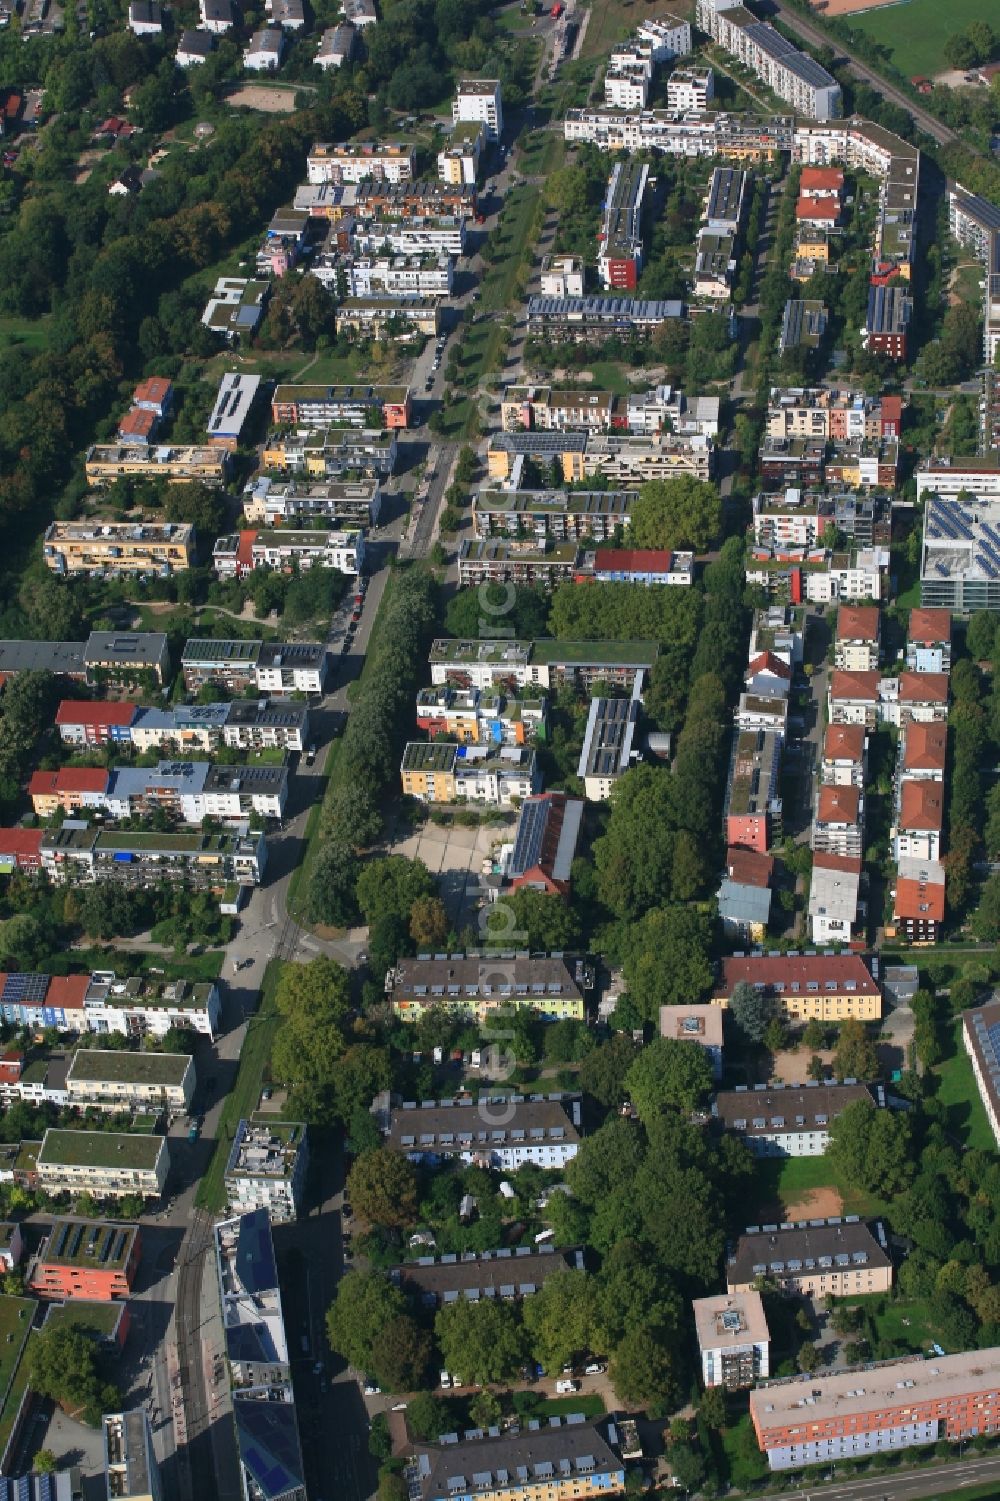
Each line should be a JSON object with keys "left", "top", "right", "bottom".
{"left": 713, "top": 951, "right": 882, "bottom": 1024}
{"left": 213, "top": 527, "right": 365, "bottom": 578}
{"left": 562, "top": 106, "right": 792, "bottom": 161}
{"left": 400, "top": 742, "right": 540, "bottom": 807}
{"left": 306, "top": 140, "right": 416, "bottom": 185}
{"left": 907, "top": 606, "right": 951, "bottom": 673}
{"left": 39, "top": 826, "right": 267, "bottom": 888}
{"left": 387, "top": 954, "right": 584, "bottom": 1025}
{"left": 181, "top": 638, "right": 328, "bottom": 695}
{"left": 728, "top": 1218, "right": 891, "bottom": 1299}
{"left": 56, "top": 699, "right": 308, "bottom": 754}
{"left": 821, "top": 723, "right": 866, "bottom": 787}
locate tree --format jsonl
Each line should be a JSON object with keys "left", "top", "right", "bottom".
{"left": 407, "top": 1392, "right": 446, "bottom": 1440}
{"left": 609, "top": 1325, "right": 681, "bottom": 1410}
{"left": 33, "top": 1451, "right": 57, "bottom": 1475}
{"left": 378, "top": 1472, "right": 408, "bottom": 1501}
{"left": 326, "top": 1269, "right": 405, "bottom": 1373}
{"left": 621, "top": 907, "right": 715, "bottom": 1022}
{"left": 624, "top": 1037, "right": 713, "bottom": 1121}
{"left": 973, "top": 874, "right": 1000, "bottom": 942}
{"left": 629, "top": 476, "right": 722, "bottom": 553}
{"left": 487, "top": 887, "right": 581, "bottom": 951}
{"left": 833, "top": 1017, "right": 878, "bottom": 1081}
{"left": 829, "top": 1100, "right": 914, "bottom": 1198}
{"left": 28, "top": 1324, "right": 119, "bottom": 1427}
{"left": 807, "top": 1053, "right": 826, "bottom": 1082}
{"left": 307, "top": 842, "right": 359, "bottom": 927}
{"left": 331, "top": 1045, "right": 392, "bottom": 1124}
{"left": 443, "top": 585, "right": 549, "bottom": 642}
{"left": 346, "top": 1148, "right": 419, "bottom": 1229}
{"left": 729, "top": 981, "right": 769, "bottom": 1043}
{"left": 435, "top": 1300, "right": 527, "bottom": 1385}
{"left": 410, "top": 895, "right": 450, "bottom": 951}
{"left": 355, "top": 856, "right": 437, "bottom": 927}
{"left": 802, "top": 1018, "right": 826, "bottom": 1050}
{"left": 577, "top": 1034, "right": 641, "bottom": 1108}
{"left": 521, "top": 1268, "right": 598, "bottom": 1373}
{"left": 371, "top": 1314, "right": 433, "bottom": 1393}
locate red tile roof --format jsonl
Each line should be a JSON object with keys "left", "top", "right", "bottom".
{"left": 902, "top": 721, "right": 946, "bottom": 772}
{"left": 133, "top": 376, "right": 173, "bottom": 407}
{"left": 894, "top": 875, "right": 945, "bottom": 923}
{"left": 795, "top": 196, "right": 839, "bottom": 221}
{"left": 716, "top": 952, "right": 878, "bottom": 1000}
{"left": 898, "top": 670, "right": 949, "bottom": 704}
{"left": 746, "top": 651, "right": 791, "bottom": 680}
{"left": 812, "top": 851, "right": 862, "bottom": 875}
{"left": 238, "top": 531, "right": 258, "bottom": 571}
{"left": 46, "top": 974, "right": 90, "bottom": 1011}
{"left": 55, "top": 701, "right": 137, "bottom": 728}
{"left": 0, "top": 829, "right": 43, "bottom": 860}
{"left": 823, "top": 723, "right": 865, "bottom": 762}
{"left": 830, "top": 670, "right": 880, "bottom": 702}
{"left": 907, "top": 608, "right": 952, "bottom": 646}
{"left": 880, "top": 395, "right": 902, "bottom": 423}
{"left": 836, "top": 604, "right": 880, "bottom": 642}
{"left": 594, "top": 548, "right": 676, "bottom": 572}
{"left": 816, "top": 784, "right": 861, "bottom": 824}
{"left": 28, "top": 769, "right": 109, "bottom": 797}
{"left": 899, "top": 780, "right": 944, "bottom": 831}
{"left": 800, "top": 166, "right": 844, "bottom": 193}
{"left": 725, "top": 847, "right": 774, "bottom": 889}
{"left": 118, "top": 407, "right": 158, "bottom": 440}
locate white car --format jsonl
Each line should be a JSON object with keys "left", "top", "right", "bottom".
{"left": 363, "top": 1380, "right": 380, "bottom": 1396}
{"left": 439, "top": 1370, "right": 452, "bottom": 1389}
{"left": 584, "top": 1362, "right": 604, "bottom": 1375}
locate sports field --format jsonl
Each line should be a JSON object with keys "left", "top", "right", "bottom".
{"left": 844, "top": 0, "right": 997, "bottom": 81}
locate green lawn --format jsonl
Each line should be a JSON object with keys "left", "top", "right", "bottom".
{"left": 45, "top": 948, "right": 224, "bottom": 983}
{"left": 0, "top": 314, "right": 53, "bottom": 353}
{"left": 481, "top": 184, "right": 544, "bottom": 313}
{"left": 932, "top": 1018, "right": 996, "bottom": 1152}
{"left": 195, "top": 957, "right": 285, "bottom": 1212}
{"left": 830, "top": 1290, "right": 944, "bottom": 1358}
{"left": 845, "top": 0, "right": 996, "bottom": 80}
{"left": 746, "top": 1153, "right": 890, "bottom": 1223}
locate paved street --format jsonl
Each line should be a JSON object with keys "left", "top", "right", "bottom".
{"left": 776, "top": 1451, "right": 1000, "bottom": 1501}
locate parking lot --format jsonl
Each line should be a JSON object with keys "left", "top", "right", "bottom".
{"left": 388, "top": 816, "right": 514, "bottom": 927}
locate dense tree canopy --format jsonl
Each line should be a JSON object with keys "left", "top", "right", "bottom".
{"left": 629, "top": 477, "right": 722, "bottom": 554}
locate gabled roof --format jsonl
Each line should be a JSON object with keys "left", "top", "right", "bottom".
{"left": 816, "top": 784, "right": 861, "bottom": 825}
{"left": 901, "top": 721, "right": 946, "bottom": 772}
{"left": 836, "top": 604, "right": 879, "bottom": 643}
{"left": 898, "top": 670, "right": 949, "bottom": 704}
{"left": 908, "top": 607, "right": 951, "bottom": 646}
{"left": 55, "top": 701, "right": 137, "bottom": 728}
{"left": 812, "top": 851, "right": 862, "bottom": 875}
{"left": 0, "top": 829, "right": 43, "bottom": 859}
{"left": 899, "top": 780, "right": 944, "bottom": 832}
{"left": 28, "top": 768, "right": 109, "bottom": 796}
{"left": 823, "top": 723, "right": 865, "bottom": 762}
{"left": 726, "top": 847, "right": 774, "bottom": 888}
{"left": 829, "top": 669, "right": 880, "bottom": 703}
{"left": 746, "top": 651, "right": 791, "bottom": 680}
{"left": 716, "top": 951, "right": 878, "bottom": 1000}
{"left": 118, "top": 408, "right": 158, "bottom": 439}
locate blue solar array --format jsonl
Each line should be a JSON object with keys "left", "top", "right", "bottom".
{"left": 2, "top": 974, "right": 50, "bottom": 1004}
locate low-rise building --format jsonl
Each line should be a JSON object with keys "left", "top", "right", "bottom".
{"left": 503, "top": 791, "right": 583, "bottom": 898}
{"left": 694, "top": 1291, "right": 770, "bottom": 1390}
{"left": 206, "top": 372, "right": 262, "bottom": 449}
{"left": 387, "top": 954, "right": 584, "bottom": 1025}
{"left": 526, "top": 294, "right": 685, "bottom": 343}
{"left": 713, "top": 952, "right": 881, "bottom": 1024}
{"left": 750, "top": 1347, "right": 1000, "bottom": 1472}
{"left": 591, "top": 548, "right": 693, "bottom": 585}
{"left": 539, "top": 255, "right": 585, "bottom": 298}
{"left": 224, "top": 1117, "right": 308, "bottom": 1223}
{"left": 407, "top": 1418, "right": 623, "bottom": 1501}
{"left": 103, "top": 1411, "right": 162, "bottom": 1501}
{"left": 36, "top": 1129, "right": 169, "bottom": 1200}
{"left": 907, "top": 606, "right": 952, "bottom": 673}
{"left": 894, "top": 779, "right": 944, "bottom": 863}
{"left": 964, "top": 999, "right": 1000, "bottom": 1150}
{"left": 84, "top": 446, "right": 227, "bottom": 488}
{"left": 666, "top": 64, "right": 714, "bottom": 112}
{"left": 243, "top": 27, "right": 285, "bottom": 70}
{"left": 577, "top": 674, "right": 642, "bottom": 799}
{"left": 176, "top": 28, "right": 214, "bottom": 64}
{"left": 660, "top": 1004, "right": 724, "bottom": 1079}
{"left": 201, "top": 277, "right": 269, "bottom": 343}
{"left": 223, "top": 699, "right": 310, "bottom": 753}
{"left": 30, "top": 1218, "right": 140, "bottom": 1302}
{"left": 391, "top": 1246, "right": 581, "bottom": 1307}
{"left": 718, "top": 851, "right": 773, "bottom": 944}
{"left": 40, "top": 826, "right": 267, "bottom": 890}
{"left": 315, "top": 21, "right": 355, "bottom": 66}
{"left": 812, "top": 784, "right": 864, "bottom": 859}
{"left": 388, "top": 1095, "right": 581, "bottom": 1170}
{"left": 725, "top": 728, "right": 782, "bottom": 854}
{"left": 65, "top": 1050, "right": 195, "bottom": 1114}
{"left": 714, "top": 1081, "right": 881, "bottom": 1157}
{"left": 400, "top": 741, "right": 540, "bottom": 807}
{"left": 336, "top": 295, "right": 440, "bottom": 337}
{"left": 835, "top": 604, "right": 880, "bottom": 671}
{"left": 458, "top": 539, "right": 581, "bottom": 589}
{"left": 271, "top": 382, "right": 412, "bottom": 429}
{"left": 727, "top": 1217, "right": 892, "bottom": 1298}
{"left": 83, "top": 974, "right": 221, "bottom": 1041}
{"left": 29, "top": 767, "right": 109, "bottom": 819}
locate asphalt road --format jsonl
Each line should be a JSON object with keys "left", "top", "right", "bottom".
{"left": 776, "top": 1452, "right": 1000, "bottom": 1501}
{"left": 762, "top": 0, "right": 963, "bottom": 150}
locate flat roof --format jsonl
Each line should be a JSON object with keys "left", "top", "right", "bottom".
{"left": 659, "top": 1004, "right": 723, "bottom": 1047}
{"left": 67, "top": 1050, "right": 192, "bottom": 1086}
{"left": 0, "top": 641, "right": 86, "bottom": 676}
{"left": 38, "top": 1129, "right": 165, "bottom": 1171}
{"left": 39, "top": 1216, "right": 138, "bottom": 1271}
{"left": 693, "top": 1291, "right": 770, "bottom": 1352}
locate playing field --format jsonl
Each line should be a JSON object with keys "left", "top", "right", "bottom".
{"left": 843, "top": 0, "right": 997, "bottom": 80}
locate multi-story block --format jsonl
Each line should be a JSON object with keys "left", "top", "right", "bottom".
{"left": 392, "top": 1246, "right": 581, "bottom": 1307}
{"left": 222, "top": 699, "right": 309, "bottom": 753}
{"left": 821, "top": 723, "right": 866, "bottom": 787}
{"left": 400, "top": 742, "right": 539, "bottom": 806}
{"left": 306, "top": 140, "right": 416, "bottom": 184}
{"left": 696, "top": 0, "right": 841, "bottom": 119}
{"left": 42, "top": 519, "right": 194, "bottom": 577}
{"left": 725, "top": 728, "right": 782, "bottom": 854}
{"left": 256, "top": 641, "right": 328, "bottom": 695}
{"left": 539, "top": 255, "right": 586, "bottom": 298}
{"left": 103, "top": 1411, "right": 163, "bottom": 1501}
{"left": 407, "top": 1418, "right": 623, "bottom": 1501}
{"left": 452, "top": 78, "right": 503, "bottom": 141}
{"left": 591, "top": 548, "right": 694, "bottom": 585}
{"left": 828, "top": 670, "right": 880, "bottom": 729}
{"left": 577, "top": 677, "right": 642, "bottom": 799}
{"left": 387, "top": 954, "right": 584, "bottom": 1025}
{"left": 84, "top": 446, "right": 227, "bottom": 487}
{"left": 65, "top": 1050, "right": 195, "bottom": 1115}
{"left": 718, "top": 846, "right": 773, "bottom": 944}
{"left": 244, "top": 475, "right": 381, "bottom": 528}
{"left": 907, "top": 607, "right": 952, "bottom": 673}
{"left": 214, "top": 527, "right": 365, "bottom": 578}
{"left": 500, "top": 385, "right": 616, "bottom": 432}
{"left": 472, "top": 489, "right": 634, "bottom": 542}
{"left": 886, "top": 670, "right": 950, "bottom": 727}
{"left": 40, "top": 827, "right": 266, "bottom": 889}
{"left": 714, "top": 1082, "right": 881, "bottom": 1157}
{"left": 713, "top": 952, "right": 882, "bottom": 1024}
{"left": 894, "top": 779, "right": 943, "bottom": 863}
{"left": 83, "top": 631, "right": 170, "bottom": 686}
{"left": 335, "top": 295, "right": 440, "bottom": 337}
{"left": 812, "top": 784, "right": 863, "bottom": 859}
{"left": 598, "top": 160, "right": 649, "bottom": 290}
{"left": 457, "top": 539, "right": 580, "bottom": 589}
{"left": 835, "top": 604, "right": 880, "bottom": 671}
{"left": 427, "top": 638, "right": 657, "bottom": 694}
{"left": 262, "top": 425, "right": 397, "bottom": 479}
{"left": 751, "top": 1348, "right": 1000, "bottom": 1472}
{"left": 30, "top": 1219, "right": 140, "bottom": 1302}
{"left": 414, "top": 685, "right": 546, "bottom": 746}
{"left": 29, "top": 768, "right": 109, "bottom": 819}
{"left": 83, "top": 974, "right": 222, "bottom": 1041}
{"left": 809, "top": 851, "right": 863, "bottom": 946}
{"left": 964, "top": 999, "right": 1000, "bottom": 1149}
{"left": 694, "top": 1291, "right": 770, "bottom": 1390}
{"left": 388, "top": 1095, "right": 582, "bottom": 1170}
{"left": 206, "top": 372, "right": 261, "bottom": 449}
{"left": 37, "top": 1129, "right": 168, "bottom": 1200}
{"left": 270, "top": 382, "right": 411, "bottom": 429}
{"left": 666, "top": 64, "right": 714, "bottom": 112}
{"left": 864, "top": 282, "right": 912, "bottom": 360}
{"left": 224, "top": 1117, "right": 308, "bottom": 1223}
{"left": 338, "top": 254, "right": 454, "bottom": 299}
{"left": 892, "top": 857, "right": 945, "bottom": 944}
{"left": 727, "top": 1218, "right": 892, "bottom": 1297}
{"left": 898, "top": 720, "right": 946, "bottom": 782}
{"left": 526, "top": 294, "right": 685, "bottom": 343}
{"left": 438, "top": 119, "right": 485, "bottom": 185}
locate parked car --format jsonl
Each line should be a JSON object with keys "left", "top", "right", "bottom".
{"left": 555, "top": 1379, "right": 578, "bottom": 1394}
{"left": 363, "top": 1379, "right": 380, "bottom": 1396}
{"left": 439, "top": 1371, "right": 452, "bottom": 1389}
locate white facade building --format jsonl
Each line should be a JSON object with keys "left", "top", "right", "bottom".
{"left": 224, "top": 1118, "right": 309, "bottom": 1223}
{"left": 452, "top": 79, "right": 503, "bottom": 142}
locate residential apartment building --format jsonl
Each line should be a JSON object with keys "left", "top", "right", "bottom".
{"left": 427, "top": 637, "right": 658, "bottom": 694}
{"left": 714, "top": 1082, "right": 881, "bottom": 1157}
{"left": 718, "top": 846, "right": 773, "bottom": 944}
{"left": 392, "top": 1246, "right": 581, "bottom": 1307}
{"left": 821, "top": 723, "right": 866, "bottom": 787}
{"left": 809, "top": 852, "right": 863, "bottom": 947}
{"left": 180, "top": 638, "right": 328, "bottom": 695}
{"left": 907, "top": 607, "right": 952, "bottom": 673}
{"left": 727, "top": 1218, "right": 892, "bottom": 1298}
{"left": 36, "top": 1129, "right": 168, "bottom": 1200}
{"left": 452, "top": 78, "right": 503, "bottom": 141}
{"left": 213, "top": 527, "right": 365, "bottom": 578}
{"left": 888, "top": 670, "right": 950, "bottom": 727}
{"left": 271, "top": 382, "right": 412, "bottom": 429}
{"left": 660, "top": 1004, "right": 724, "bottom": 1080}
{"left": 438, "top": 119, "right": 485, "bottom": 185}
{"left": 964, "top": 999, "right": 1000, "bottom": 1150}
{"left": 224, "top": 1117, "right": 308, "bottom": 1223}
{"left": 591, "top": 548, "right": 694, "bottom": 585}
{"left": 577, "top": 676, "right": 643, "bottom": 799}
{"left": 223, "top": 699, "right": 309, "bottom": 753}
{"left": 39, "top": 827, "right": 266, "bottom": 890}
{"left": 387, "top": 955, "right": 584, "bottom": 1025}
{"left": 694, "top": 1291, "right": 770, "bottom": 1390}
{"left": 713, "top": 952, "right": 882, "bottom": 1024}
{"left": 725, "top": 728, "right": 782, "bottom": 854}
{"left": 262, "top": 425, "right": 397, "bottom": 479}
{"left": 388, "top": 1095, "right": 582, "bottom": 1171}
{"left": 500, "top": 385, "right": 616, "bottom": 433}
{"left": 891, "top": 856, "right": 945, "bottom": 945}
{"left": 812, "top": 783, "right": 864, "bottom": 859}
{"left": 920, "top": 489, "right": 1000, "bottom": 612}
{"left": 563, "top": 106, "right": 793, "bottom": 160}
{"left": 828, "top": 670, "right": 880, "bottom": 729}
{"left": 750, "top": 1348, "right": 1000, "bottom": 1471}
{"left": 206, "top": 372, "right": 261, "bottom": 449}
{"left": 667, "top": 65, "right": 714, "bottom": 112}
{"left": 306, "top": 140, "right": 416, "bottom": 184}
{"left": 65, "top": 1050, "right": 195, "bottom": 1114}
{"left": 540, "top": 255, "right": 586, "bottom": 298}
{"left": 30, "top": 1219, "right": 140, "bottom": 1302}
{"left": 83, "top": 631, "right": 170, "bottom": 685}
{"left": 400, "top": 742, "right": 540, "bottom": 807}
{"left": 415, "top": 685, "right": 546, "bottom": 746}
{"left": 525, "top": 294, "right": 685, "bottom": 343}
{"left": 244, "top": 475, "right": 381, "bottom": 528}
{"left": 84, "top": 445, "right": 228, "bottom": 487}
{"left": 457, "top": 539, "right": 581, "bottom": 589}
{"left": 82, "top": 974, "right": 222, "bottom": 1041}
{"left": 835, "top": 604, "right": 879, "bottom": 671}
{"left": 894, "top": 779, "right": 944, "bottom": 863}
{"left": 598, "top": 159, "right": 649, "bottom": 290}
{"left": 336, "top": 296, "right": 440, "bottom": 337}
{"left": 696, "top": 0, "right": 841, "bottom": 119}
{"left": 339, "top": 254, "right": 453, "bottom": 299}
{"left": 407, "top": 1419, "right": 624, "bottom": 1501}
{"left": 471, "top": 489, "right": 634, "bottom": 542}
{"left": 33, "top": 760, "right": 287, "bottom": 826}
{"left": 864, "top": 282, "right": 912, "bottom": 360}
{"left": 503, "top": 791, "right": 583, "bottom": 899}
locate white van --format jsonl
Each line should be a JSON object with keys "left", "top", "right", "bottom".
{"left": 555, "top": 1379, "right": 578, "bottom": 1395}
{"left": 439, "top": 1370, "right": 452, "bottom": 1389}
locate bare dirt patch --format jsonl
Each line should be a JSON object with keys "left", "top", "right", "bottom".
{"left": 783, "top": 1185, "right": 845, "bottom": 1221}
{"left": 811, "top": 0, "right": 899, "bottom": 13}
{"left": 769, "top": 1046, "right": 836, "bottom": 1085}
{"left": 226, "top": 83, "right": 300, "bottom": 113}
